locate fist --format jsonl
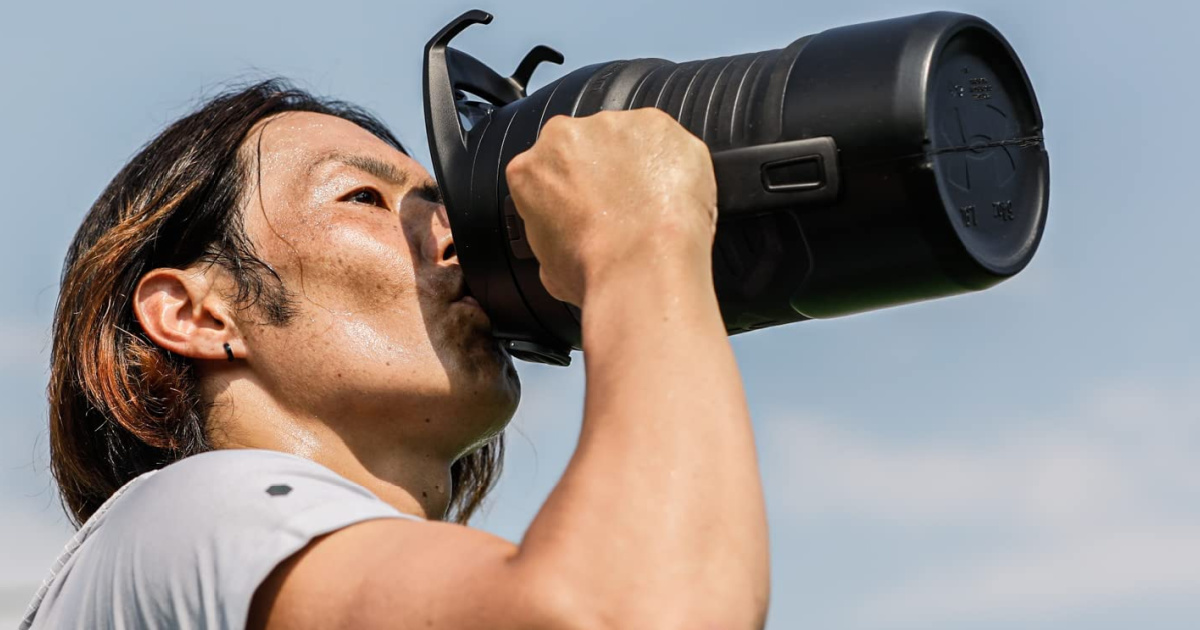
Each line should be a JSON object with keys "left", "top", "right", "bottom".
{"left": 505, "top": 109, "right": 718, "bottom": 307}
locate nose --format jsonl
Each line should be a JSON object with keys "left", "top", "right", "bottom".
{"left": 432, "top": 203, "right": 457, "bottom": 264}
{"left": 437, "top": 230, "right": 457, "bottom": 263}
{"left": 404, "top": 186, "right": 457, "bottom": 266}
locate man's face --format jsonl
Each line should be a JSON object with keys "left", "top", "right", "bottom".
{"left": 232, "top": 112, "right": 519, "bottom": 457}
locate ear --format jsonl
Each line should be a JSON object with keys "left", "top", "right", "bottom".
{"left": 133, "top": 267, "right": 246, "bottom": 362}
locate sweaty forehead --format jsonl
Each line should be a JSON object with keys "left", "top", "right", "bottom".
{"left": 245, "top": 111, "right": 409, "bottom": 181}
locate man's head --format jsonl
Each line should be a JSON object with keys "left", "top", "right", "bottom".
{"left": 50, "top": 80, "right": 520, "bottom": 526}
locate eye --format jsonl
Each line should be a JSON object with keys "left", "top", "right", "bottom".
{"left": 343, "top": 188, "right": 387, "bottom": 209}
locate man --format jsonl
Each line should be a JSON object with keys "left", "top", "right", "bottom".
{"left": 25, "top": 79, "right": 768, "bottom": 629}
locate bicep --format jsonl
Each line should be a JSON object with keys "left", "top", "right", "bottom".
{"left": 248, "top": 518, "right": 576, "bottom": 630}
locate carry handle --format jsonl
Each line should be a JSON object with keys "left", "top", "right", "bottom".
{"left": 711, "top": 136, "right": 841, "bottom": 219}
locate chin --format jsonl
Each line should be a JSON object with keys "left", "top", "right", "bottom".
{"left": 476, "top": 346, "right": 522, "bottom": 426}
{"left": 443, "top": 372, "right": 519, "bottom": 460}
{"left": 449, "top": 336, "right": 521, "bottom": 424}
{"left": 435, "top": 305, "right": 523, "bottom": 432}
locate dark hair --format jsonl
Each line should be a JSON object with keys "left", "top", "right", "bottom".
{"left": 49, "top": 79, "right": 502, "bottom": 526}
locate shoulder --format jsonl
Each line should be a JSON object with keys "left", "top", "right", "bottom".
{"left": 102, "top": 448, "right": 418, "bottom": 599}
{"left": 94, "top": 449, "right": 413, "bottom": 552}
{"left": 116, "top": 448, "right": 405, "bottom": 531}
{"left": 24, "top": 449, "right": 415, "bottom": 630}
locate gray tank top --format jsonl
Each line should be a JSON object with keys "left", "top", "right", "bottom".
{"left": 20, "top": 449, "right": 417, "bottom": 629}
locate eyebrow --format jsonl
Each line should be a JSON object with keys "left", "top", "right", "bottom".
{"left": 308, "top": 151, "right": 410, "bottom": 188}
{"left": 306, "top": 150, "right": 444, "bottom": 205}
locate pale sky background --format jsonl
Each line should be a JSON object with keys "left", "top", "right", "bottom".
{"left": 1, "top": 0, "right": 1197, "bottom": 628}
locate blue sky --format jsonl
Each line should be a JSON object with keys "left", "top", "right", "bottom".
{"left": 1, "top": 0, "right": 1197, "bottom": 628}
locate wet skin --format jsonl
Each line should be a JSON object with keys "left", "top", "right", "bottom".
{"left": 135, "top": 111, "right": 521, "bottom": 518}
{"left": 235, "top": 112, "right": 518, "bottom": 454}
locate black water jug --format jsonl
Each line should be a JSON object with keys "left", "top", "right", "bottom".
{"left": 423, "top": 10, "right": 1048, "bottom": 366}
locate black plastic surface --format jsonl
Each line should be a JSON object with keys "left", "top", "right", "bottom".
{"left": 423, "top": 10, "right": 1048, "bottom": 364}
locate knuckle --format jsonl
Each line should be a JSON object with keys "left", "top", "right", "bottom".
{"left": 542, "top": 115, "right": 582, "bottom": 147}
{"left": 506, "top": 154, "right": 528, "bottom": 179}
{"left": 589, "top": 111, "right": 618, "bottom": 133}
{"left": 541, "top": 115, "right": 572, "bottom": 136}
{"left": 643, "top": 107, "right": 675, "bottom": 125}
{"left": 506, "top": 157, "right": 538, "bottom": 189}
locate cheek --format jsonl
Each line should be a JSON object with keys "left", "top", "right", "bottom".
{"left": 243, "top": 220, "right": 442, "bottom": 399}
{"left": 268, "top": 215, "right": 419, "bottom": 312}
{"left": 244, "top": 209, "right": 447, "bottom": 384}
{"left": 327, "top": 226, "right": 417, "bottom": 307}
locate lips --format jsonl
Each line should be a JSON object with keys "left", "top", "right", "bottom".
{"left": 450, "top": 275, "right": 483, "bottom": 309}
{"left": 451, "top": 275, "right": 470, "bottom": 302}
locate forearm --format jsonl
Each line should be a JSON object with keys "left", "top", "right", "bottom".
{"left": 517, "top": 259, "right": 769, "bottom": 629}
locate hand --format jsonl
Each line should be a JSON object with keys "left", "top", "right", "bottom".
{"left": 505, "top": 108, "right": 718, "bottom": 307}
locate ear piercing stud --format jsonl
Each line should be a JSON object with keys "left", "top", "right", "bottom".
{"left": 223, "top": 343, "right": 235, "bottom": 362}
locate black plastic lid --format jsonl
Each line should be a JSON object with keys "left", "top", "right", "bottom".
{"left": 928, "top": 26, "right": 1047, "bottom": 277}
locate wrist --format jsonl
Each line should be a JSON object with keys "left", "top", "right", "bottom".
{"left": 582, "top": 244, "right": 712, "bottom": 302}
{"left": 579, "top": 248, "right": 721, "bottom": 354}
{"left": 580, "top": 217, "right": 715, "bottom": 295}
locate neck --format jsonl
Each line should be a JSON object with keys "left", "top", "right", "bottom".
{"left": 205, "top": 375, "right": 454, "bottom": 520}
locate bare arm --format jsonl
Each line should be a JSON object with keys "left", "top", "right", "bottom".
{"left": 250, "top": 109, "right": 769, "bottom": 630}
{"left": 518, "top": 246, "right": 769, "bottom": 629}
